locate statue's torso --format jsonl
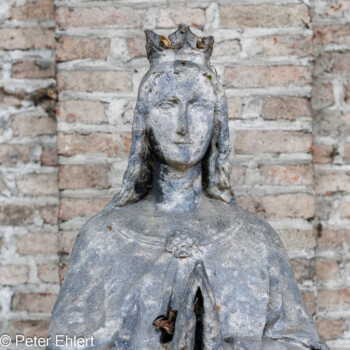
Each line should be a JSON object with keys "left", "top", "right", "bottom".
{"left": 49, "top": 198, "right": 279, "bottom": 349}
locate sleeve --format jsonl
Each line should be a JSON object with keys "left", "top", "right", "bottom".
{"left": 47, "top": 219, "right": 108, "bottom": 350}
{"left": 260, "top": 229, "right": 328, "bottom": 350}
{"left": 229, "top": 226, "right": 329, "bottom": 350}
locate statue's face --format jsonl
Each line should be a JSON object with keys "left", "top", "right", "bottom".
{"left": 147, "top": 65, "right": 215, "bottom": 169}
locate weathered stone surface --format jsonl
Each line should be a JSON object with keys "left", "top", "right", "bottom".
{"left": 48, "top": 25, "right": 327, "bottom": 350}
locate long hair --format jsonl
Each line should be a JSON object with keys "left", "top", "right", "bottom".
{"left": 112, "top": 62, "right": 234, "bottom": 207}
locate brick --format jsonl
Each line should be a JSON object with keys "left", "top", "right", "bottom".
{"left": 41, "top": 146, "right": 58, "bottom": 166}
{"left": 39, "top": 205, "right": 58, "bottom": 224}
{"left": 0, "top": 205, "right": 34, "bottom": 226}
{"left": 12, "top": 115, "right": 56, "bottom": 136}
{"left": 0, "top": 93, "right": 22, "bottom": 109}
{"left": 341, "top": 202, "right": 350, "bottom": 219}
{"left": 58, "top": 132, "right": 131, "bottom": 157}
{"left": 57, "top": 37, "right": 110, "bottom": 61}
{"left": 235, "top": 131, "right": 312, "bottom": 154}
{"left": 212, "top": 40, "right": 241, "bottom": 57}
{"left": 0, "top": 265, "right": 29, "bottom": 285}
{"left": 315, "top": 172, "right": 350, "bottom": 195}
{"left": 316, "top": 319, "right": 345, "bottom": 340}
{"left": 0, "top": 144, "right": 30, "bottom": 166}
{"left": 225, "top": 66, "right": 312, "bottom": 88}
{"left": 313, "top": 24, "right": 350, "bottom": 45}
{"left": 56, "top": 7, "right": 145, "bottom": 29}
{"left": 317, "top": 230, "right": 350, "bottom": 249}
{"left": 0, "top": 178, "right": 5, "bottom": 193}
{"left": 261, "top": 97, "right": 312, "bottom": 121}
{"left": 290, "top": 259, "right": 315, "bottom": 284}
{"left": 277, "top": 229, "right": 315, "bottom": 251}
{"left": 260, "top": 164, "right": 313, "bottom": 185}
{"left": 59, "top": 264, "right": 68, "bottom": 284}
{"left": 318, "top": 289, "right": 350, "bottom": 310}
{"left": 237, "top": 194, "right": 315, "bottom": 219}
{"left": 57, "top": 100, "right": 107, "bottom": 124}
{"left": 126, "top": 37, "right": 146, "bottom": 59}
{"left": 0, "top": 28, "right": 55, "bottom": 50}
{"left": 345, "top": 143, "right": 350, "bottom": 160}
{"left": 16, "top": 173, "right": 58, "bottom": 196}
{"left": 59, "top": 198, "right": 109, "bottom": 222}
{"left": 220, "top": 4, "right": 310, "bottom": 28}
{"left": 57, "top": 71, "right": 132, "bottom": 91}
{"left": 58, "top": 165, "right": 109, "bottom": 189}
{"left": 230, "top": 165, "right": 246, "bottom": 186}
{"left": 301, "top": 291, "right": 316, "bottom": 315}
{"left": 38, "top": 264, "right": 59, "bottom": 283}
{"left": 316, "top": 260, "right": 340, "bottom": 282}
{"left": 227, "top": 97, "right": 243, "bottom": 119}
{"left": 158, "top": 8, "right": 205, "bottom": 29}
{"left": 17, "top": 233, "right": 58, "bottom": 254}
{"left": 258, "top": 35, "right": 312, "bottom": 57}
{"left": 313, "top": 145, "right": 334, "bottom": 164}
{"left": 11, "top": 320, "right": 50, "bottom": 338}
{"left": 58, "top": 231, "right": 78, "bottom": 253}
{"left": 315, "top": 53, "right": 350, "bottom": 76}
{"left": 12, "top": 60, "right": 55, "bottom": 79}
{"left": 10, "top": 0, "right": 54, "bottom": 20}
{"left": 12, "top": 293, "right": 57, "bottom": 312}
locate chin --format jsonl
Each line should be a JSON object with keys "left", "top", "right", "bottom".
{"left": 165, "top": 156, "right": 201, "bottom": 170}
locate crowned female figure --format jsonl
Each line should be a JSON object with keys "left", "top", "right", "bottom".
{"left": 47, "top": 25, "right": 328, "bottom": 350}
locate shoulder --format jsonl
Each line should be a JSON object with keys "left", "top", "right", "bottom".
{"left": 237, "top": 204, "right": 287, "bottom": 256}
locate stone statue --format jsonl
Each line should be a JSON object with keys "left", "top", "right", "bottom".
{"left": 47, "top": 25, "right": 328, "bottom": 350}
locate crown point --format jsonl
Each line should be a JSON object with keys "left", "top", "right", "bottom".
{"left": 144, "top": 25, "right": 214, "bottom": 67}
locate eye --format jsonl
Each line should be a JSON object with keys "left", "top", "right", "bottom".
{"left": 190, "top": 100, "right": 203, "bottom": 109}
{"left": 159, "top": 101, "right": 176, "bottom": 110}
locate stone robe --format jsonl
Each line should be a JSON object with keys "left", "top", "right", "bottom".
{"left": 47, "top": 199, "right": 327, "bottom": 350}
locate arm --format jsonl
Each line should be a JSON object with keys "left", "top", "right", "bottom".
{"left": 260, "top": 229, "right": 328, "bottom": 350}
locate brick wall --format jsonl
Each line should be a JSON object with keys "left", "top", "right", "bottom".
{"left": 0, "top": 0, "right": 349, "bottom": 349}
{"left": 0, "top": 0, "right": 59, "bottom": 341}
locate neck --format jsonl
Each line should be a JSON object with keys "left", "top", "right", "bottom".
{"left": 151, "top": 158, "right": 202, "bottom": 212}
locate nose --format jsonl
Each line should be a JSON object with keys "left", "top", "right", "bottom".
{"left": 176, "top": 106, "right": 188, "bottom": 136}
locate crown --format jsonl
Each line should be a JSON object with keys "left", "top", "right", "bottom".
{"left": 144, "top": 24, "right": 214, "bottom": 67}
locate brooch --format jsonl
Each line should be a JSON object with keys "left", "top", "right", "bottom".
{"left": 165, "top": 231, "right": 202, "bottom": 258}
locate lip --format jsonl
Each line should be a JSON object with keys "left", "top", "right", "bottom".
{"left": 173, "top": 140, "right": 193, "bottom": 145}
